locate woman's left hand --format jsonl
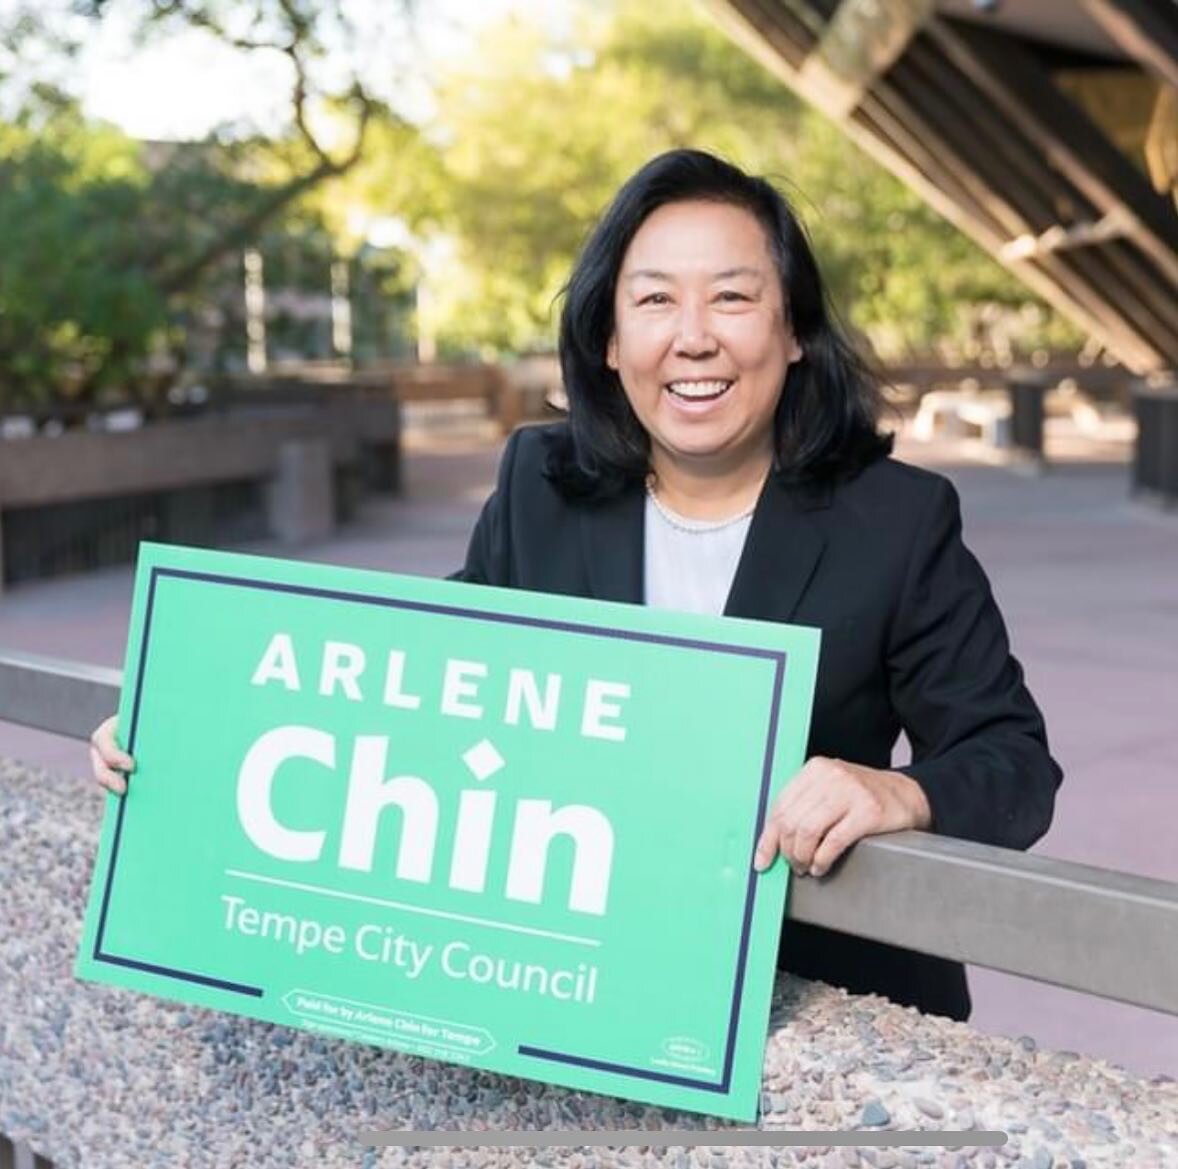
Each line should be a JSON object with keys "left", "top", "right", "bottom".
{"left": 753, "top": 757, "right": 932, "bottom": 878}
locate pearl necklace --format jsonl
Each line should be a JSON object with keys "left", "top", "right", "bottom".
{"left": 645, "top": 484, "right": 756, "bottom": 534}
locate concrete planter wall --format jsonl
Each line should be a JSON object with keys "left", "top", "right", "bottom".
{"left": 0, "top": 389, "right": 401, "bottom": 589}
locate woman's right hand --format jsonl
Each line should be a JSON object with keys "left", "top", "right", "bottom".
{"left": 90, "top": 716, "right": 134, "bottom": 796}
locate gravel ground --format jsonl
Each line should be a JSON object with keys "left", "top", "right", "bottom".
{"left": 2, "top": 757, "right": 1176, "bottom": 1169}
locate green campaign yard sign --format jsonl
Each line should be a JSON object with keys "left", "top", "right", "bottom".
{"left": 77, "top": 543, "right": 820, "bottom": 1121}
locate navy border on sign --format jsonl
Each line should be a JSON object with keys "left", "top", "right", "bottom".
{"left": 94, "top": 564, "right": 789, "bottom": 1097}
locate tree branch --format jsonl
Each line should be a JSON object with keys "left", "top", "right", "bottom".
{"left": 154, "top": 117, "right": 373, "bottom": 297}
{"left": 83, "top": 0, "right": 382, "bottom": 295}
{"left": 144, "top": 1, "right": 291, "bottom": 54}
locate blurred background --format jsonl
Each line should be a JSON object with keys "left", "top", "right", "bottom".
{"left": 1, "top": 0, "right": 1175, "bottom": 1079}
{"left": 5, "top": 0, "right": 1171, "bottom": 402}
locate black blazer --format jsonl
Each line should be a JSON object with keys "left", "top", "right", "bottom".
{"left": 454, "top": 424, "right": 1062, "bottom": 1020}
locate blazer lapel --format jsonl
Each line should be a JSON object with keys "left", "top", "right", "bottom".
{"left": 579, "top": 485, "right": 645, "bottom": 604}
{"left": 725, "top": 476, "right": 829, "bottom": 623}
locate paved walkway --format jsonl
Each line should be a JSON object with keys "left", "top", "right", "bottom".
{"left": 1, "top": 420, "right": 1175, "bottom": 1077}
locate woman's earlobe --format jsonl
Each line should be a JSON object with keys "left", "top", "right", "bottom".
{"left": 606, "top": 337, "right": 618, "bottom": 370}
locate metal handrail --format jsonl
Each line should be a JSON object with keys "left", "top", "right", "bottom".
{"left": 3, "top": 647, "right": 1176, "bottom": 1016}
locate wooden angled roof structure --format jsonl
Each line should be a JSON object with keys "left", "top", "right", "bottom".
{"left": 706, "top": 0, "right": 1178, "bottom": 373}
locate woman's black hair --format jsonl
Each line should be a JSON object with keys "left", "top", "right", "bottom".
{"left": 548, "top": 148, "right": 893, "bottom": 499}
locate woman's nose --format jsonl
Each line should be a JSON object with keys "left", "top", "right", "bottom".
{"left": 673, "top": 302, "right": 718, "bottom": 356}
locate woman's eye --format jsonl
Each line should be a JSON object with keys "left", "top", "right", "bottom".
{"left": 637, "top": 292, "right": 671, "bottom": 306}
{"left": 716, "top": 290, "right": 751, "bottom": 303}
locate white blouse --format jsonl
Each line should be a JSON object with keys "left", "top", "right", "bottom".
{"left": 642, "top": 491, "right": 754, "bottom": 617}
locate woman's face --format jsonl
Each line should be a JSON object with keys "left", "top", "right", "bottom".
{"left": 607, "top": 199, "right": 802, "bottom": 482}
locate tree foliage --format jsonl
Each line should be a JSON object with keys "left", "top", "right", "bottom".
{"left": 0, "top": 0, "right": 1081, "bottom": 411}
{"left": 0, "top": 106, "right": 164, "bottom": 406}
{"left": 91, "top": 0, "right": 391, "bottom": 291}
{"left": 0, "top": 0, "right": 421, "bottom": 409}
{"left": 403, "top": 5, "right": 805, "bottom": 355}
{"left": 396, "top": 1, "right": 1079, "bottom": 360}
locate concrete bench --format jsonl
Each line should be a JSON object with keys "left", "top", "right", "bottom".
{"left": 382, "top": 361, "right": 563, "bottom": 435}
{"left": 911, "top": 390, "right": 1012, "bottom": 447}
{"left": 385, "top": 364, "right": 517, "bottom": 434}
{"left": 909, "top": 371, "right": 1137, "bottom": 463}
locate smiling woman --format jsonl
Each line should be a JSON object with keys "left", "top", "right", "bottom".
{"left": 450, "top": 149, "right": 1062, "bottom": 1021}
{"left": 90, "top": 148, "right": 1062, "bottom": 1022}
{"left": 606, "top": 200, "right": 802, "bottom": 518}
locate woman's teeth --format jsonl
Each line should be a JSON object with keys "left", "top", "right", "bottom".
{"left": 666, "top": 379, "right": 733, "bottom": 401}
